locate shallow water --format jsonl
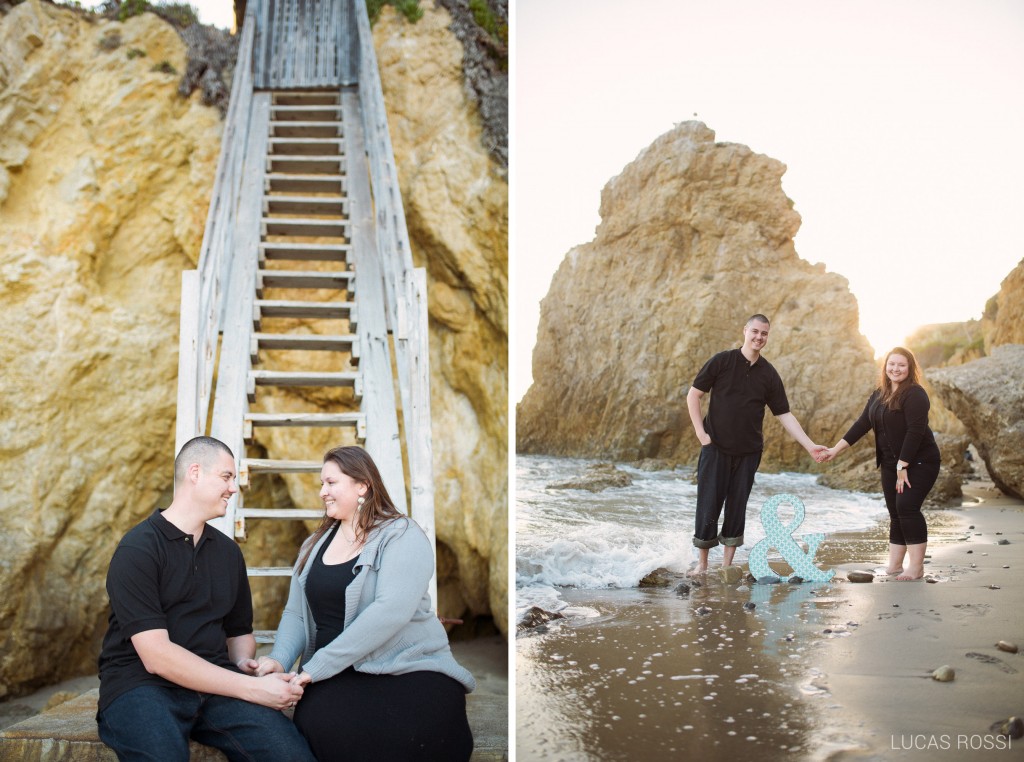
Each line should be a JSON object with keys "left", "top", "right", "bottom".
{"left": 517, "top": 583, "right": 854, "bottom": 761}
{"left": 516, "top": 455, "right": 889, "bottom": 621}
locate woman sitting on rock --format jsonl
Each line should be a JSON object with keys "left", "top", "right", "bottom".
{"left": 818, "top": 347, "right": 941, "bottom": 580}
{"left": 256, "top": 445, "right": 475, "bottom": 760}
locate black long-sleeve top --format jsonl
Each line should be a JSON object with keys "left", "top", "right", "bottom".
{"left": 842, "top": 385, "right": 941, "bottom": 467}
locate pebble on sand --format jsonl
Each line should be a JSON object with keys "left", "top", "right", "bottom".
{"left": 719, "top": 565, "right": 744, "bottom": 584}
{"left": 847, "top": 570, "right": 874, "bottom": 583}
{"left": 932, "top": 665, "right": 955, "bottom": 682}
{"left": 989, "top": 717, "right": 1024, "bottom": 740}
{"left": 996, "top": 640, "right": 1019, "bottom": 654}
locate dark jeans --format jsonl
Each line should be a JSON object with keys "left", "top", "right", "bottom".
{"left": 97, "top": 685, "right": 316, "bottom": 762}
{"left": 692, "top": 444, "right": 761, "bottom": 549}
{"left": 880, "top": 460, "right": 939, "bottom": 545}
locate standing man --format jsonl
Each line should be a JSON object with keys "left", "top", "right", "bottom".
{"left": 97, "top": 436, "right": 315, "bottom": 762}
{"left": 686, "top": 314, "right": 825, "bottom": 574}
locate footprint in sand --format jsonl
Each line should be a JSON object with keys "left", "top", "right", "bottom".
{"left": 877, "top": 612, "right": 901, "bottom": 620}
{"left": 953, "top": 603, "right": 991, "bottom": 617}
{"left": 965, "top": 652, "right": 1019, "bottom": 674}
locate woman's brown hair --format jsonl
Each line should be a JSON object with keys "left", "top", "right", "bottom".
{"left": 296, "top": 446, "right": 404, "bottom": 574}
{"left": 878, "top": 347, "right": 922, "bottom": 410}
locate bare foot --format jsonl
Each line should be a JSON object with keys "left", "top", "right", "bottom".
{"left": 884, "top": 567, "right": 904, "bottom": 576}
{"left": 896, "top": 566, "right": 924, "bottom": 581}
{"left": 687, "top": 565, "right": 708, "bottom": 578}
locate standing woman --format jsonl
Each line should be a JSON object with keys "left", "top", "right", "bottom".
{"left": 820, "top": 348, "right": 941, "bottom": 580}
{"left": 257, "top": 446, "right": 475, "bottom": 761}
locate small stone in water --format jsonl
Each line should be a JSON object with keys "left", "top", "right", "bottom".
{"left": 788, "top": 576, "right": 804, "bottom": 584}
{"left": 743, "top": 602, "right": 756, "bottom": 611}
{"left": 997, "top": 539, "right": 1011, "bottom": 545}
{"left": 695, "top": 605, "right": 713, "bottom": 616}
{"left": 932, "top": 665, "right": 955, "bottom": 682}
{"left": 756, "top": 575, "right": 781, "bottom": 585}
{"left": 989, "top": 585, "right": 1002, "bottom": 590}
{"left": 847, "top": 570, "right": 874, "bottom": 583}
{"left": 996, "top": 641, "right": 1019, "bottom": 654}
{"left": 967, "top": 550, "right": 974, "bottom": 554}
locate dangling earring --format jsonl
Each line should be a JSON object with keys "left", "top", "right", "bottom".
{"left": 357, "top": 496, "right": 365, "bottom": 512}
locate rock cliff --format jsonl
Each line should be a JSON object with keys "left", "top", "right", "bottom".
{"left": 928, "top": 345, "right": 1024, "bottom": 499}
{"left": 516, "top": 122, "right": 877, "bottom": 470}
{"left": 982, "top": 258, "right": 1024, "bottom": 350}
{"left": 0, "top": 0, "right": 506, "bottom": 699}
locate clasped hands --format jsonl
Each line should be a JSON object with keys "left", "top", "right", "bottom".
{"left": 235, "top": 656, "right": 312, "bottom": 711}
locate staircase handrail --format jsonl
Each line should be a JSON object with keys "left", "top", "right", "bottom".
{"left": 352, "top": 0, "right": 436, "bottom": 604}
{"left": 175, "top": 8, "right": 258, "bottom": 455}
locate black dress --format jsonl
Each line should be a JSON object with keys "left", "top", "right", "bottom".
{"left": 292, "top": 525, "right": 473, "bottom": 762}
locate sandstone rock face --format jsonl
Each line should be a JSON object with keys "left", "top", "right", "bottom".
{"left": 928, "top": 345, "right": 1024, "bottom": 499}
{"left": 373, "top": 5, "right": 508, "bottom": 636}
{"left": 0, "top": 0, "right": 506, "bottom": 699}
{"left": 0, "top": 0, "right": 221, "bottom": 698}
{"left": 517, "top": 122, "right": 877, "bottom": 470}
{"left": 983, "top": 258, "right": 1024, "bottom": 350}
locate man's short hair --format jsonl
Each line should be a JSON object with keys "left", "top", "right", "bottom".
{"left": 746, "top": 313, "right": 771, "bottom": 326}
{"left": 174, "top": 436, "right": 234, "bottom": 488}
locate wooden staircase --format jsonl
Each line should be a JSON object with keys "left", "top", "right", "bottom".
{"left": 175, "top": 0, "right": 434, "bottom": 640}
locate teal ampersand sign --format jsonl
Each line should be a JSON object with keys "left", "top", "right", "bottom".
{"left": 747, "top": 493, "right": 834, "bottom": 582}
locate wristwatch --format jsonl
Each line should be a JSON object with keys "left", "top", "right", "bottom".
{"left": 896, "top": 463, "right": 907, "bottom": 472}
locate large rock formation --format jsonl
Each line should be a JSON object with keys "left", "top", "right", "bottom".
{"left": 0, "top": 0, "right": 221, "bottom": 699}
{"left": 516, "top": 122, "right": 877, "bottom": 470}
{"left": 928, "top": 345, "right": 1024, "bottom": 499}
{"left": 0, "top": 0, "right": 506, "bottom": 699}
{"left": 982, "top": 258, "right": 1024, "bottom": 350}
{"left": 372, "top": 4, "right": 508, "bottom": 636}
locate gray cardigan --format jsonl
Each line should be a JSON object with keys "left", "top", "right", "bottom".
{"left": 267, "top": 517, "right": 475, "bottom": 692}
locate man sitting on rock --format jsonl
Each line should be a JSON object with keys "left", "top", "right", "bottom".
{"left": 686, "top": 314, "right": 825, "bottom": 574}
{"left": 96, "top": 436, "right": 315, "bottom": 761}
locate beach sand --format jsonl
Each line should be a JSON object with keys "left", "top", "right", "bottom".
{"left": 516, "top": 479, "right": 1023, "bottom": 760}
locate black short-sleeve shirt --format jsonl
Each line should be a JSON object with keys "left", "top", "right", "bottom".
{"left": 97, "top": 509, "right": 253, "bottom": 711}
{"left": 692, "top": 348, "right": 790, "bottom": 456}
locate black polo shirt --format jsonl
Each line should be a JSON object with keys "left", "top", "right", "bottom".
{"left": 692, "top": 348, "right": 790, "bottom": 456}
{"left": 97, "top": 509, "right": 253, "bottom": 711}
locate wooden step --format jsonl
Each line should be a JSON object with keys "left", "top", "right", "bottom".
{"left": 263, "top": 195, "right": 348, "bottom": 217}
{"left": 265, "top": 173, "right": 346, "bottom": 194}
{"left": 272, "top": 91, "right": 339, "bottom": 106}
{"left": 261, "top": 217, "right": 348, "bottom": 238}
{"left": 240, "top": 507, "right": 326, "bottom": 520}
{"left": 253, "top": 299, "right": 356, "bottom": 324}
{"left": 271, "top": 104, "right": 342, "bottom": 122}
{"left": 256, "top": 269, "right": 354, "bottom": 297}
{"left": 239, "top": 457, "right": 322, "bottom": 487}
{"left": 270, "top": 121, "right": 342, "bottom": 139}
{"left": 259, "top": 242, "right": 350, "bottom": 264}
{"left": 266, "top": 155, "right": 344, "bottom": 175}
{"left": 247, "top": 566, "right": 295, "bottom": 577}
{"left": 251, "top": 332, "right": 358, "bottom": 363}
{"left": 247, "top": 370, "right": 362, "bottom": 402}
{"left": 268, "top": 137, "right": 344, "bottom": 156}
{"left": 244, "top": 412, "right": 366, "bottom": 442}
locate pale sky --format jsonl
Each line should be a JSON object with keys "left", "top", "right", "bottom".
{"left": 77, "top": 0, "right": 235, "bottom": 29}
{"left": 511, "top": 0, "right": 1024, "bottom": 404}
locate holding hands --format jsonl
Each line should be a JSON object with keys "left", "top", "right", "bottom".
{"left": 254, "top": 656, "right": 310, "bottom": 709}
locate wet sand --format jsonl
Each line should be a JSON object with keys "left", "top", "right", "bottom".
{"left": 516, "top": 480, "right": 1023, "bottom": 760}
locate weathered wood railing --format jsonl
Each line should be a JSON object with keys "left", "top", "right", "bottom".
{"left": 175, "top": 6, "right": 257, "bottom": 489}
{"left": 352, "top": 0, "right": 436, "bottom": 600}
